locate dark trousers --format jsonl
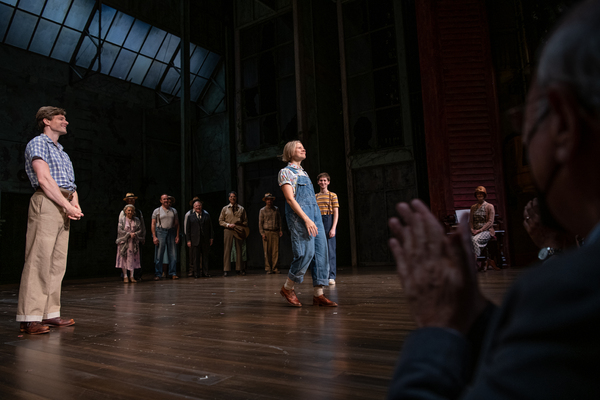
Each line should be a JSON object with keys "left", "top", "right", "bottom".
{"left": 321, "top": 214, "right": 337, "bottom": 280}
{"left": 191, "top": 243, "right": 210, "bottom": 277}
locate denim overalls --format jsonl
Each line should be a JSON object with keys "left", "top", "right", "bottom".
{"left": 284, "top": 166, "right": 330, "bottom": 286}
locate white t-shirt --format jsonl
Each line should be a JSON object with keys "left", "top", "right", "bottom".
{"left": 152, "top": 207, "right": 178, "bottom": 229}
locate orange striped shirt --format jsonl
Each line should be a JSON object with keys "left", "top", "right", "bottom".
{"left": 315, "top": 191, "right": 339, "bottom": 215}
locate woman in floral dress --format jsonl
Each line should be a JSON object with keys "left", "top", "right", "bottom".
{"left": 116, "top": 204, "right": 143, "bottom": 282}
{"left": 469, "top": 186, "right": 496, "bottom": 272}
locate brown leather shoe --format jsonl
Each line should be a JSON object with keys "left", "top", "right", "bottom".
{"left": 41, "top": 317, "right": 75, "bottom": 327}
{"left": 313, "top": 295, "right": 338, "bottom": 307}
{"left": 20, "top": 322, "right": 50, "bottom": 335}
{"left": 489, "top": 259, "right": 501, "bottom": 270}
{"left": 171, "top": 275, "right": 179, "bottom": 280}
{"left": 280, "top": 286, "right": 302, "bottom": 307}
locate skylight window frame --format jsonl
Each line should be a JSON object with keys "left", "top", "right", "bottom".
{"left": 0, "top": 0, "right": 223, "bottom": 105}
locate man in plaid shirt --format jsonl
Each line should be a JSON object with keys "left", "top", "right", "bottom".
{"left": 16, "top": 106, "right": 84, "bottom": 335}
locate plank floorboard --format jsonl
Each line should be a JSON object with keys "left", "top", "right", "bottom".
{"left": 0, "top": 267, "right": 521, "bottom": 399}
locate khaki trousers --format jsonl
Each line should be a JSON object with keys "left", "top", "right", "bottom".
{"left": 262, "top": 231, "right": 279, "bottom": 271}
{"left": 223, "top": 229, "right": 244, "bottom": 271}
{"left": 16, "top": 191, "right": 70, "bottom": 322}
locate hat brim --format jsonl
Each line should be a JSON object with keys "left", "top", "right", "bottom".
{"left": 123, "top": 196, "right": 138, "bottom": 201}
{"left": 263, "top": 196, "right": 276, "bottom": 201}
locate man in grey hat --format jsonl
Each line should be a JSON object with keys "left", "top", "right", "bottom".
{"left": 259, "top": 193, "right": 283, "bottom": 274}
{"left": 219, "top": 191, "right": 248, "bottom": 276}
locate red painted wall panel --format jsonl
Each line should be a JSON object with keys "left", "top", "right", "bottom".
{"left": 416, "top": 0, "right": 509, "bottom": 261}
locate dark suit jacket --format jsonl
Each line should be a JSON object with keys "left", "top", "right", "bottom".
{"left": 387, "top": 237, "right": 600, "bottom": 399}
{"left": 186, "top": 210, "right": 214, "bottom": 247}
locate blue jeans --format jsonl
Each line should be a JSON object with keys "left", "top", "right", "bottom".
{"left": 321, "top": 214, "right": 336, "bottom": 280}
{"left": 284, "top": 171, "right": 329, "bottom": 286}
{"left": 154, "top": 227, "right": 177, "bottom": 277}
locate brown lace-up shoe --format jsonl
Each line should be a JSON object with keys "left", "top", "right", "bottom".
{"left": 20, "top": 322, "right": 50, "bottom": 335}
{"left": 313, "top": 295, "right": 338, "bottom": 307}
{"left": 280, "top": 286, "right": 302, "bottom": 307}
{"left": 41, "top": 317, "right": 75, "bottom": 327}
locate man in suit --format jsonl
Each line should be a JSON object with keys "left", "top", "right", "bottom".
{"left": 184, "top": 196, "right": 200, "bottom": 277}
{"left": 186, "top": 200, "right": 214, "bottom": 278}
{"left": 387, "top": 1, "right": 600, "bottom": 399}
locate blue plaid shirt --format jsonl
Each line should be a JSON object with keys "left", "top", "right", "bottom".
{"left": 25, "top": 134, "right": 76, "bottom": 191}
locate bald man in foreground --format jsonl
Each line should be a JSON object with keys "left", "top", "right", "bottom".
{"left": 387, "top": 1, "right": 600, "bottom": 398}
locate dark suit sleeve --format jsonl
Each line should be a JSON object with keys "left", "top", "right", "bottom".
{"left": 185, "top": 214, "right": 192, "bottom": 243}
{"left": 387, "top": 303, "right": 497, "bottom": 400}
{"left": 462, "top": 258, "right": 600, "bottom": 400}
{"left": 389, "top": 251, "right": 600, "bottom": 400}
{"left": 387, "top": 328, "right": 472, "bottom": 400}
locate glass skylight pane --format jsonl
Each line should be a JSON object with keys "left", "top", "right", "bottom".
{"left": 51, "top": 26, "right": 79, "bottom": 62}
{"left": 98, "top": 41, "right": 119, "bottom": 74}
{"left": 74, "top": 35, "right": 98, "bottom": 68}
{"left": 29, "top": 19, "right": 60, "bottom": 56}
{"left": 189, "top": 46, "right": 208, "bottom": 73}
{"left": 172, "top": 48, "right": 181, "bottom": 68}
{"left": 123, "top": 19, "right": 150, "bottom": 52}
{"left": 0, "top": 0, "right": 18, "bottom": 6}
{"left": 42, "top": 0, "right": 71, "bottom": 23}
{"left": 140, "top": 26, "right": 166, "bottom": 58}
{"left": 127, "top": 54, "right": 151, "bottom": 85}
{"left": 199, "top": 52, "right": 220, "bottom": 78}
{"left": 161, "top": 66, "right": 179, "bottom": 93}
{"left": 104, "top": 11, "right": 133, "bottom": 46}
{"left": 142, "top": 60, "right": 166, "bottom": 89}
{"left": 0, "top": 4, "right": 15, "bottom": 40}
{"left": 4, "top": 10, "right": 37, "bottom": 50}
{"left": 190, "top": 75, "right": 208, "bottom": 101}
{"left": 110, "top": 48, "right": 136, "bottom": 79}
{"left": 88, "top": 4, "right": 116, "bottom": 39}
{"left": 155, "top": 33, "right": 179, "bottom": 63}
{"left": 171, "top": 77, "right": 182, "bottom": 96}
{"left": 17, "top": 0, "right": 44, "bottom": 14}
{"left": 64, "top": 0, "right": 95, "bottom": 31}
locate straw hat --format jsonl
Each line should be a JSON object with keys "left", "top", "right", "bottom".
{"left": 123, "top": 193, "right": 137, "bottom": 201}
{"left": 189, "top": 196, "right": 200, "bottom": 206}
{"left": 262, "top": 193, "right": 276, "bottom": 202}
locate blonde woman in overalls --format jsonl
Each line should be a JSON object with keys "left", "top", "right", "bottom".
{"left": 278, "top": 141, "right": 338, "bottom": 307}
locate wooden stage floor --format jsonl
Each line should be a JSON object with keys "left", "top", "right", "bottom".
{"left": 0, "top": 267, "right": 521, "bottom": 400}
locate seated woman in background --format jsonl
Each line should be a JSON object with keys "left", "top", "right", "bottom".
{"left": 469, "top": 186, "right": 498, "bottom": 272}
{"left": 116, "top": 204, "right": 144, "bottom": 282}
